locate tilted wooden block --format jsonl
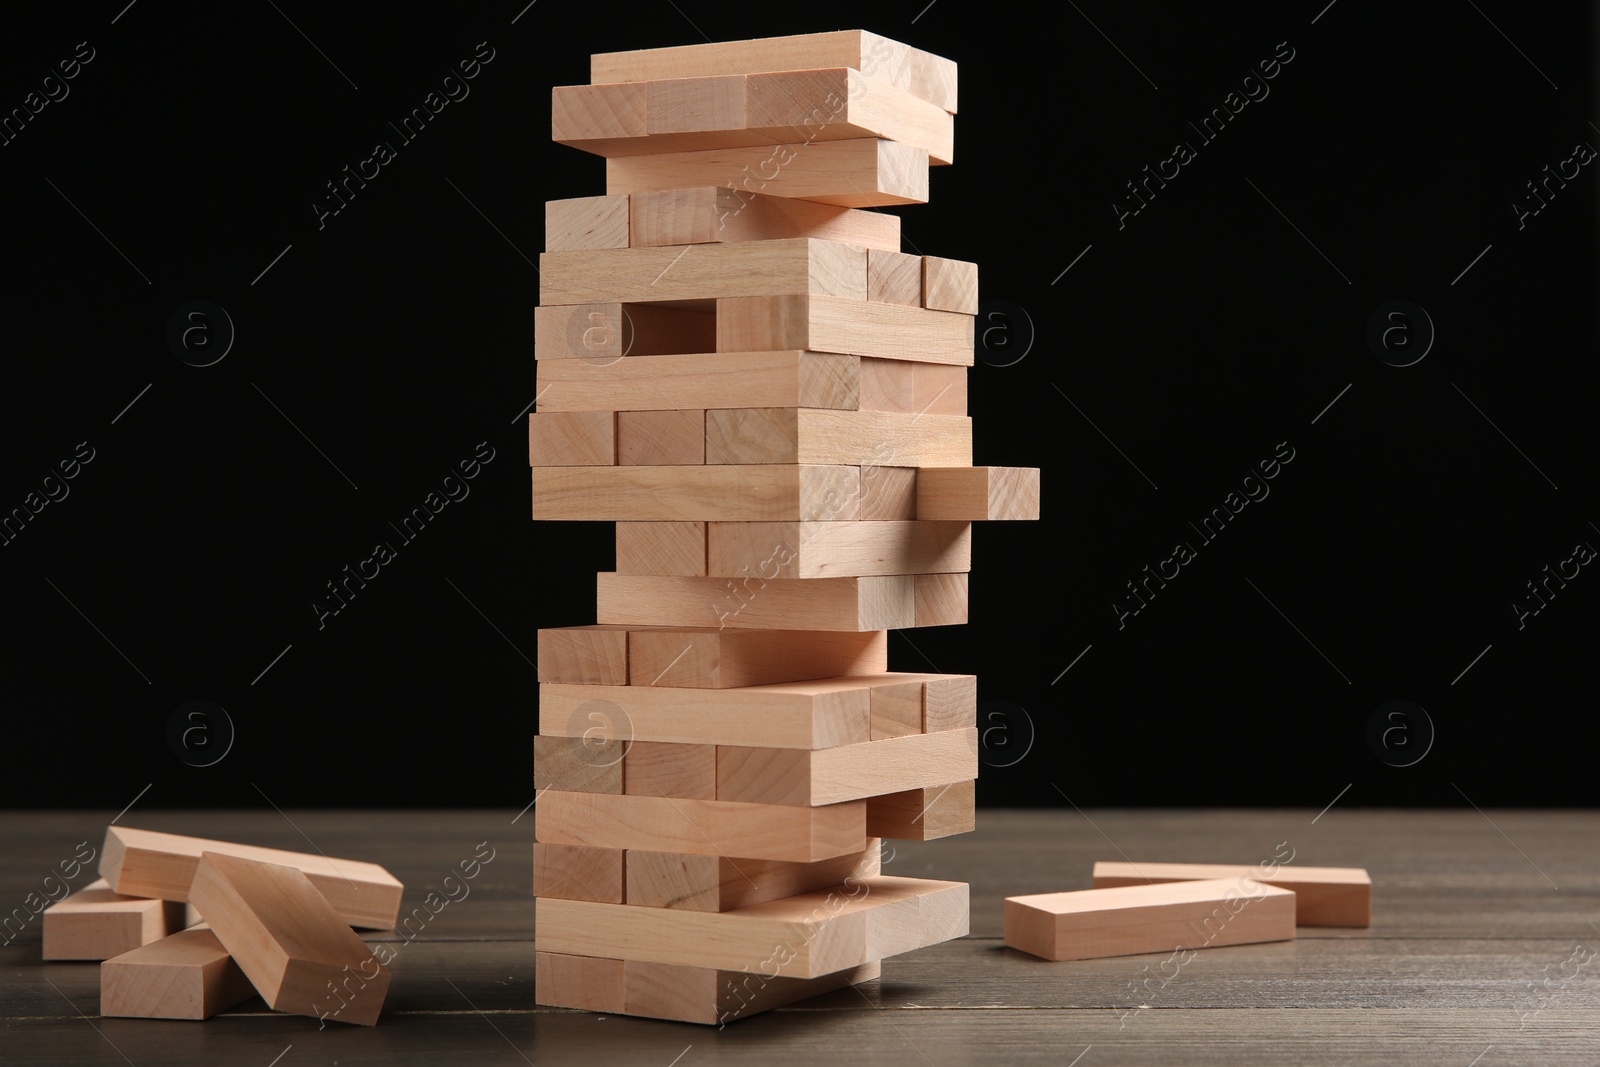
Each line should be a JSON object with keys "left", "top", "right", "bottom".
{"left": 615, "top": 521, "right": 706, "bottom": 576}
{"left": 914, "top": 572, "right": 969, "bottom": 626}
{"left": 916, "top": 466, "right": 1040, "bottom": 520}
{"left": 539, "top": 238, "right": 865, "bottom": 305}
{"left": 532, "top": 464, "right": 872, "bottom": 522}
{"left": 1004, "top": 878, "right": 1297, "bottom": 962}
{"left": 100, "top": 925, "right": 256, "bottom": 1020}
{"left": 627, "top": 627, "right": 887, "bottom": 688}
{"left": 534, "top": 301, "right": 716, "bottom": 361}
{"left": 625, "top": 957, "right": 880, "bottom": 1026}
{"left": 535, "top": 950, "right": 624, "bottom": 1014}
{"left": 624, "top": 740, "right": 717, "bottom": 799}
{"left": 922, "top": 256, "right": 978, "bottom": 314}
{"left": 629, "top": 186, "right": 899, "bottom": 251}
{"left": 617, "top": 409, "right": 706, "bottom": 465}
{"left": 189, "top": 852, "right": 393, "bottom": 1026}
{"left": 100, "top": 827, "right": 402, "bottom": 930}
{"left": 527, "top": 410, "right": 615, "bottom": 466}
{"left": 626, "top": 842, "right": 880, "bottom": 911}
{"left": 533, "top": 842, "right": 625, "bottom": 903}
{"left": 545, "top": 194, "right": 630, "bottom": 252}
{"left": 717, "top": 728, "right": 978, "bottom": 805}
{"left": 534, "top": 733, "right": 624, "bottom": 794}
{"left": 870, "top": 680, "right": 924, "bottom": 739}
{"left": 868, "top": 248, "right": 923, "bottom": 305}
{"left": 705, "top": 407, "right": 971, "bottom": 467}
{"left": 717, "top": 294, "right": 973, "bottom": 366}
{"left": 536, "top": 350, "right": 859, "bottom": 413}
{"left": 745, "top": 68, "right": 953, "bottom": 164}
{"left": 924, "top": 674, "right": 978, "bottom": 731}
{"left": 1091, "top": 862, "right": 1372, "bottom": 928}
{"left": 706, "top": 519, "right": 971, "bottom": 578}
{"left": 607, "top": 139, "right": 929, "bottom": 209}
{"left": 42, "top": 878, "right": 187, "bottom": 961}
{"left": 596, "top": 571, "right": 914, "bottom": 631}
{"left": 859, "top": 359, "right": 967, "bottom": 416}
{"left": 867, "top": 780, "right": 976, "bottom": 840}
{"left": 537, "top": 624, "right": 629, "bottom": 685}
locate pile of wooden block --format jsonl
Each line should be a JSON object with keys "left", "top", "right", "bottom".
{"left": 530, "top": 30, "right": 1040, "bottom": 1024}
{"left": 42, "top": 826, "right": 402, "bottom": 1025}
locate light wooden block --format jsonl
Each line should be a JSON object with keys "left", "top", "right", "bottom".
{"left": 1091, "top": 862, "right": 1373, "bottom": 928}
{"left": 717, "top": 294, "right": 973, "bottom": 366}
{"left": 647, "top": 74, "right": 746, "bottom": 135}
{"left": 922, "top": 256, "right": 978, "bottom": 314}
{"left": 615, "top": 522, "right": 706, "bottom": 576}
{"left": 706, "top": 520, "right": 970, "bottom": 578}
{"left": 870, "top": 681, "right": 924, "bottom": 739}
{"left": 868, "top": 249, "right": 924, "bottom": 306}
{"left": 607, "top": 139, "right": 929, "bottom": 209}
{"left": 625, "top": 958, "right": 880, "bottom": 1026}
{"left": 532, "top": 464, "right": 866, "bottom": 521}
{"left": 527, "top": 411, "right": 614, "bottom": 466}
{"left": 857, "top": 465, "right": 919, "bottom": 521}
{"left": 859, "top": 359, "right": 966, "bottom": 415}
{"left": 630, "top": 186, "right": 899, "bottom": 251}
{"left": 916, "top": 466, "right": 1040, "bottom": 520}
{"left": 551, "top": 82, "right": 646, "bottom": 145}
{"left": 626, "top": 843, "right": 880, "bottom": 912}
{"left": 705, "top": 407, "right": 971, "bottom": 467}
{"left": 616, "top": 409, "right": 706, "bottom": 465}
{"left": 628, "top": 627, "right": 886, "bottom": 688}
{"left": 923, "top": 675, "right": 977, "bottom": 732}
{"left": 99, "top": 827, "right": 402, "bottom": 930}
{"left": 537, "top": 625, "right": 629, "bottom": 685}
{"left": 533, "top": 842, "right": 624, "bottom": 903}
{"left": 535, "top": 301, "right": 718, "bottom": 361}
{"left": 536, "top": 350, "right": 859, "bottom": 413}
{"left": 914, "top": 572, "right": 969, "bottom": 626}
{"left": 535, "top": 950, "right": 624, "bottom": 1014}
{"left": 867, "top": 780, "right": 976, "bottom": 840}
{"left": 100, "top": 926, "right": 256, "bottom": 1020}
{"left": 1004, "top": 878, "right": 1298, "bottom": 962}
{"left": 596, "top": 571, "right": 914, "bottom": 631}
{"left": 539, "top": 238, "right": 865, "bottom": 305}
{"left": 533, "top": 733, "right": 624, "bottom": 794}
{"left": 41, "top": 878, "right": 186, "bottom": 961}
{"left": 545, "top": 195, "right": 630, "bottom": 252}
{"left": 624, "top": 741, "right": 717, "bottom": 799}
{"left": 190, "top": 852, "right": 392, "bottom": 1026}
{"left": 718, "top": 728, "right": 977, "bottom": 806}
{"left": 534, "top": 791, "right": 866, "bottom": 863}
{"left": 744, "top": 68, "right": 953, "bottom": 164}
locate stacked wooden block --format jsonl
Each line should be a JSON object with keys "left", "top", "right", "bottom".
{"left": 530, "top": 30, "right": 1039, "bottom": 1024}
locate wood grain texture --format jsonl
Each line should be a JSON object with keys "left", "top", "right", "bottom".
{"left": 629, "top": 186, "right": 900, "bottom": 251}
{"left": 623, "top": 741, "right": 717, "bottom": 800}
{"left": 705, "top": 407, "right": 972, "bottom": 466}
{"left": 706, "top": 520, "right": 971, "bottom": 578}
{"left": 616, "top": 409, "right": 705, "bottom": 465}
{"left": 540, "top": 238, "right": 865, "bottom": 305}
{"left": 867, "top": 780, "right": 976, "bottom": 840}
{"left": 615, "top": 521, "right": 706, "bottom": 576}
{"left": 717, "top": 294, "right": 973, "bottom": 365}
{"left": 922, "top": 255, "right": 978, "bottom": 314}
{"left": 606, "top": 139, "right": 929, "bottom": 208}
{"left": 916, "top": 465, "right": 1041, "bottom": 520}
{"left": 1092, "top": 861, "right": 1373, "bottom": 927}
{"left": 625, "top": 843, "right": 880, "bottom": 912}
{"left": 624, "top": 957, "right": 881, "bottom": 1025}
{"left": 531, "top": 464, "right": 866, "bottom": 522}
{"left": 544, "top": 195, "right": 630, "bottom": 252}
{"left": 717, "top": 728, "right": 978, "bottom": 806}
{"left": 536, "top": 625, "right": 629, "bottom": 685}
{"left": 627, "top": 627, "right": 886, "bottom": 689}
{"left": 858, "top": 358, "right": 967, "bottom": 415}
{"left": 532, "top": 843, "right": 625, "bottom": 904}
{"left": 533, "top": 734, "right": 623, "bottom": 795}
{"left": 41, "top": 878, "right": 186, "bottom": 960}
{"left": 527, "top": 411, "right": 615, "bottom": 466}
{"left": 535, "top": 350, "right": 859, "bottom": 413}
{"left": 596, "top": 571, "right": 915, "bottom": 631}
{"left": 100, "top": 925, "right": 256, "bottom": 1020}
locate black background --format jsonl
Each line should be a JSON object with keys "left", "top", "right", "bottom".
{"left": 1, "top": 2, "right": 1594, "bottom": 812}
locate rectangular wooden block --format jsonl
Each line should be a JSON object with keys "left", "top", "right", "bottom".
{"left": 597, "top": 571, "right": 914, "bottom": 631}
{"left": 1091, "top": 862, "right": 1373, "bottom": 928}
{"left": 867, "top": 248, "right": 924, "bottom": 306}
{"left": 744, "top": 68, "right": 953, "bottom": 164}
{"left": 534, "top": 733, "right": 624, "bottom": 794}
{"left": 922, "top": 256, "right": 978, "bottom": 314}
{"left": 718, "top": 728, "right": 978, "bottom": 806}
{"left": 647, "top": 74, "right": 746, "bottom": 136}
{"left": 626, "top": 842, "right": 880, "bottom": 912}
{"left": 914, "top": 572, "right": 969, "bottom": 626}
{"left": 859, "top": 359, "right": 967, "bottom": 416}
{"left": 607, "top": 139, "right": 929, "bottom": 209}
{"left": 552, "top": 82, "right": 647, "bottom": 144}
{"left": 1004, "top": 878, "right": 1298, "bottom": 962}
{"left": 42, "top": 878, "right": 187, "bottom": 961}
{"left": 870, "top": 681, "right": 924, "bottom": 740}
{"left": 527, "top": 411, "right": 615, "bottom": 466}
{"left": 534, "top": 790, "right": 866, "bottom": 863}
{"left": 705, "top": 407, "right": 971, "bottom": 467}
{"left": 626, "top": 958, "right": 880, "bottom": 1026}
{"left": 924, "top": 675, "right": 978, "bottom": 732}
{"left": 628, "top": 627, "right": 886, "bottom": 688}
{"left": 615, "top": 521, "right": 706, "bottom": 576}
{"left": 533, "top": 842, "right": 625, "bottom": 904}
{"left": 856, "top": 465, "right": 919, "bottom": 521}
{"left": 706, "top": 520, "right": 970, "bottom": 578}
{"left": 630, "top": 186, "right": 899, "bottom": 251}
{"left": 624, "top": 740, "right": 717, "bottom": 799}
{"left": 535, "top": 950, "right": 624, "bottom": 1014}
{"left": 536, "top": 350, "right": 859, "bottom": 413}
{"left": 717, "top": 294, "right": 973, "bottom": 366}
{"left": 617, "top": 409, "right": 706, "bottom": 465}
{"left": 545, "top": 195, "right": 630, "bottom": 252}
{"left": 99, "top": 828, "right": 403, "bottom": 930}
{"left": 916, "top": 466, "right": 1040, "bottom": 520}
{"left": 534, "top": 301, "right": 717, "bottom": 361}
{"left": 532, "top": 464, "right": 867, "bottom": 522}
{"left": 537, "top": 625, "right": 629, "bottom": 685}
{"left": 100, "top": 926, "right": 256, "bottom": 1020}
{"left": 540, "top": 238, "right": 865, "bottom": 305}
{"left": 867, "top": 780, "right": 976, "bottom": 841}
{"left": 190, "top": 852, "right": 392, "bottom": 1026}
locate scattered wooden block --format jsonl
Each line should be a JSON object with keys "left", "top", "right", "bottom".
{"left": 858, "top": 359, "right": 966, "bottom": 416}
{"left": 745, "top": 68, "right": 953, "bottom": 164}
{"left": 1004, "top": 878, "right": 1298, "bottom": 962}
{"left": 706, "top": 519, "right": 970, "bottom": 578}
{"left": 536, "top": 350, "right": 859, "bottom": 413}
{"left": 1091, "top": 862, "right": 1373, "bottom": 928}
{"left": 922, "top": 256, "right": 978, "bottom": 314}
{"left": 534, "top": 790, "right": 866, "bottom": 863}
{"left": 870, "top": 681, "right": 924, "bottom": 739}
{"left": 615, "top": 521, "right": 706, "bottom": 576}
{"left": 716, "top": 294, "right": 973, "bottom": 365}
{"left": 527, "top": 411, "right": 615, "bottom": 466}
{"left": 551, "top": 82, "right": 647, "bottom": 145}
{"left": 532, "top": 464, "right": 867, "bottom": 522}
{"left": 99, "top": 827, "right": 402, "bottom": 930}
{"left": 616, "top": 409, "right": 706, "bottom": 465}
{"left": 923, "top": 675, "right": 978, "bottom": 732}
{"left": 533, "top": 734, "right": 624, "bottom": 794}
{"left": 607, "top": 139, "right": 929, "bottom": 209}
{"left": 41, "top": 878, "right": 186, "bottom": 961}
{"left": 189, "top": 852, "right": 393, "bottom": 1026}
{"left": 630, "top": 186, "right": 899, "bottom": 251}
{"left": 100, "top": 925, "right": 256, "bottom": 1020}
{"left": 625, "top": 958, "right": 880, "bottom": 1026}
{"left": 916, "top": 466, "right": 1040, "bottom": 521}
{"left": 535, "top": 950, "right": 624, "bottom": 1014}
{"left": 718, "top": 728, "right": 977, "bottom": 805}
{"left": 914, "top": 572, "right": 969, "bottom": 626}
{"left": 596, "top": 571, "right": 914, "bottom": 631}
{"left": 537, "top": 625, "right": 629, "bottom": 685}
{"left": 704, "top": 407, "right": 971, "bottom": 467}
{"left": 545, "top": 195, "right": 630, "bottom": 252}
{"left": 624, "top": 741, "right": 717, "bottom": 799}
{"left": 540, "top": 238, "right": 866, "bottom": 305}
{"left": 627, "top": 627, "right": 886, "bottom": 688}
{"left": 533, "top": 843, "right": 625, "bottom": 903}
{"left": 626, "top": 842, "right": 880, "bottom": 912}
{"left": 867, "top": 780, "right": 976, "bottom": 840}
{"left": 868, "top": 249, "right": 924, "bottom": 306}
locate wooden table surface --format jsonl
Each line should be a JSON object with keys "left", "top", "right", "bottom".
{"left": 2, "top": 808, "right": 1596, "bottom": 1064}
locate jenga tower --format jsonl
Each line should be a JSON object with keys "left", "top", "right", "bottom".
{"left": 529, "top": 30, "right": 1040, "bottom": 1025}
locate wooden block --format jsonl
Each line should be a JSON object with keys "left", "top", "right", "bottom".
{"left": 190, "top": 852, "right": 392, "bottom": 1026}
{"left": 545, "top": 195, "right": 630, "bottom": 252}
{"left": 626, "top": 843, "right": 881, "bottom": 912}
{"left": 705, "top": 407, "right": 971, "bottom": 467}
{"left": 535, "top": 950, "right": 624, "bottom": 1014}
{"left": 867, "top": 249, "right": 923, "bottom": 306}
{"left": 539, "top": 238, "right": 865, "bottom": 305}
{"left": 647, "top": 74, "right": 746, "bottom": 135}
{"left": 537, "top": 625, "right": 629, "bottom": 685}
{"left": 718, "top": 728, "right": 977, "bottom": 806}
{"left": 532, "top": 465, "right": 865, "bottom": 521}
{"left": 100, "top": 926, "right": 256, "bottom": 1020}
{"left": 536, "top": 350, "right": 859, "bottom": 413}
{"left": 99, "top": 828, "right": 402, "bottom": 930}
{"left": 922, "top": 256, "right": 978, "bottom": 314}
{"left": 527, "top": 411, "right": 614, "bottom": 466}
{"left": 914, "top": 572, "right": 969, "bottom": 626}
{"left": 857, "top": 465, "right": 919, "bottom": 521}
{"left": 607, "top": 139, "right": 929, "bottom": 209}
{"left": 867, "top": 780, "right": 976, "bottom": 841}
{"left": 536, "top": 875, "right": 966, "bottom": 978}
{"left": 744, "top": 68, "right": 954, "bottom": 164}
{"left": 924, "top": 675, "right": 978, "bottom": 732}
{"left": 916, "top": 466, "right": 1040, "bottom": 521}
{"left": 589, "top": 30, "right": 959, "bottom": 114}
{"left": 597, "top": 571, "right": 914, "bottom": 631}
{"left": 624, "top": 741, "right": 717, "bottom": 799}
{"left": 859, "top": 359, "right": 966, "bottom": 415}
{"left": 539, "top": 677, "right": 872, "bottom": 749}
{"left": 717, "top": 294, "right": 973, "bottom": 366}
{"left": 533, "top": 733, "right": 624, "bottom": 794}
{"left": 626, "top": 958, "right": 880, "bottom": 1025}
{"left": 551, "top": 82, "right": 646, "bottom": 145}
{"left": 1004, "top": 878, "right": 1298, "bottom": 962}
{"left": 628, "top": 627, "right": 886, "bottom": 688}
{"left": 534, "top": 791, "right": 865, "bottom": 863}
{"left": 532, "top": 843, "right": 624, "bottom": 903}
{"left": 706, "top": 520, "right": 970, "bottom": 578}
{"left": 630, "top": 186, "right": 899, "bottom": 251}
{"left": 1091, "top": 862, "right": 1373, "bottom": 928}
{"left": 617, "top": 409, "right": 705, "bottom": 465}
{"left": 41, "top": 878, "right": 186, "bottom": 961}
{"left": 615, "top": 521, "right": 706, "bottom": 576}
{"left": 870, "top": 681, "right": 923, "bottom": 739}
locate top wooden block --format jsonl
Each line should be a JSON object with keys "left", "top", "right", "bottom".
{"left": 589, "top": 30, "right": 958, "bottom": 114}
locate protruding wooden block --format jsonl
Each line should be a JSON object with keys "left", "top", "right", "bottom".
{"left": 922, "top": 256, "right": 978, "bottom": 314}
{"left": 626, "top": 843, "right": 881, "bottom": 912}
{"left": 914, "top": 572, "right": 969, "bottom": 626}
{"left": 532, "top": 464, "right": 867, "bottom": 522}
{"left": 625, "top": 958, "right": 881, "bottom": 1025}
{"left": 607, "top": 139, "right": 929, "bottom": 209}
{"left": 41, "top": 878, "right": 187, "bottom": 961}
{"left": 647, "top": 74, "right": 746, "bottom": 136}
{"left": 717, "top": 728, "right": 978, "bottom": 806}
{"left": 628, "top": 627, "right": 887, "bottom": 689}
{"left": 100, "top": 926, "right": 256, "bottom": 1020}
{"left": 870, "top": 681, "right": 924, "bottom": 739}
{"left": 868, "top": 249, "right": 923, "bottom": 305}
{"left": 615, "top": 521, "right": 706, "bottom": 576}
{"left": 1091, "top": 862, "right": 1373, "bottom": 928}
{"left": 99, "top": 828, "right": 402, "bottom": 930}
{"left": 534, "top": 733, "right": 624, "bottom": 794}
{"left": 545, "top": 195, "right": 630, "bottom": 252}
{"left": 858, "top": 359, "right": 966, "bottom": 416}
{"left": 916, "top": 466, "right": 1040, "bottom": 520}
{"left": 630, "top": 187, "right": 900, "bottom": 251}
{"left": 190, "top": 853, "right": 393, "bottom": 1026}
{"left": 551, "top": 82, "right": 647, "bottom": 145}
{"left": 540, "top": 238, "right": 866, "bottom": 305}
{"left": 923, "top": 675, "right": 977, "bottom": 732}
{"left": 705, "top": 407, "right": 971, "bottom": 467}
{"left": 536, "top": 350, "right": 859, "bottom": 413}
{"left": 618, "top": 410, "right": 705, "bottom": 466}
{"left": 717, "top": 294, "right": 973, "bottom": 366}
{"left": 597, "top": 571, "right": 914, "bottom": 631}
{"left": 706, "top": 520, "right": 970, "bottom": 578}
{"left": 867, "top": 780, "right": 976, "bottom": 841}
{"left": 527, "top": 411, "right": 615, "bottom": 466}
{"left": 535, "top": 950, "right": 624, "bottom": 1014}
{"left": 1004, "top": 878, "right": 1298, "bottom": 962}
{"left": 533, "top": 842, "right": 625, "bottom": 903}
{"left": 745, "top": 68, "right": 953, "bottom": 164}
{"left": 537, "top": 625, "right": 629, "bottom": 685}
{"left": 624, "top": 741, "right": 717, "bottom": 799}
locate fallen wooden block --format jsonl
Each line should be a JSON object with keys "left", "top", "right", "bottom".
{"left": 626, "top": 842, "right": 881, "bottom": 911}
{"left": 41, "top": 878, "right": 186, "bottom": 961}
{"left": 629, "top": 186, "right": 899, "bottom": 251}
{"left": 717, "top": 728, "right": 978, "bottom": 805}
{"left": 535, "top": 350, "right": 859, "bottom": 413}
{"left": 537, "top": 624, "right": 629, "bottom": 685}
{"left": 916, "top": 466, "right": 1040, "bottom": 520}
{"left": 596, "top": 571, "right": 914, "bottom": 631}
{"left": 746, "top": 68, "right": 953, "bottom": 164}
{"left": 100, "top": 925, "right": 256, "bottom": 1020}
{"left": 923, "top": 675, "right": 978, "bottom": 731}
{"left": 1004, "top": 878, "right": 1297, "bottom": 962}
{"left": 545, "top": 194, "right": 630, "bottom": 252}
{"left": 539, "top": 238, "right": 866, "bottom": 305}
{"left": 704, "top": 407, "right": 972, "bottom": 467}
{"left": 626, "top": 957, "right": 881, "bottom": 1025}
{"left": 627, "top": 627, "right": 886, "bottom": 689}
{"left": 717, "top": 294, "right": 973, "bottom": 366}
{"left": 527, "top": 410, "right": 615, "bottom": 466}
{"left": 870, "top": 679, "right": 924, "bottom": 739}
{"left": 100, "top": 827, "right": 403, "bottom": 930}
{"left": 190, "top": 852, "right": 393, "bottom": 1026}
{"left": 606, "top": 139, "right": 929, "bottom": 209}
{"left": 706, "top": 519, "right": 970, "bottom": 578}
{"left": 615, "top": 521, "right": 707, "bottom": 576}
{"left": 1091, "top": 861, "right": 1373, "bottom": 927}
{"left": 532, "top": 464, "right": 881, "bottom": 522}
{"left": 533, "top": 843, "right": 625, "bottom": 904}
{"left": 867, "top": 780, "right": 976, "bottom": 840}
{"left": 551, "top": 82, "right": 645, "bottom": 144}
